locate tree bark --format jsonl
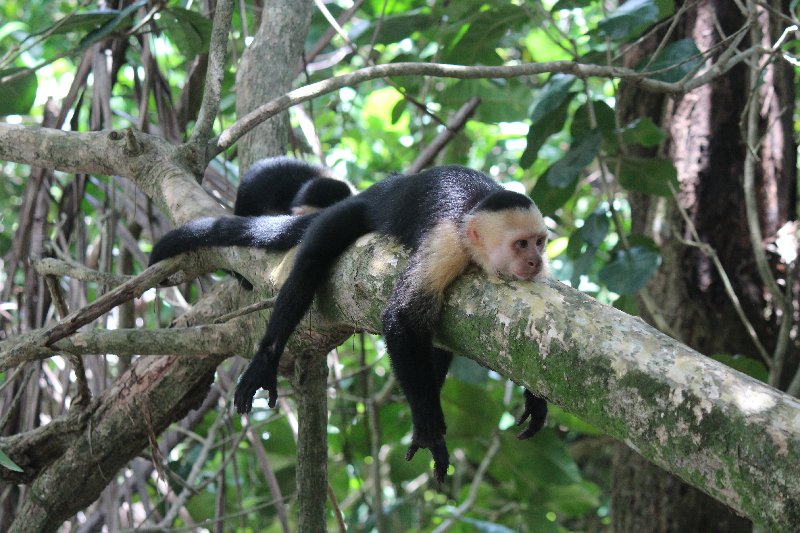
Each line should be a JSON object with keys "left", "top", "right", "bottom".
{"left": 235, "top": 0, "right": 315, "bottom": 169}
{"left": 616, "top": 1, "right": 797, "bottom": 531}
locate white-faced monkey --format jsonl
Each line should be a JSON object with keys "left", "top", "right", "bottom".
{"left": 150, "top": 165, "right": 549, "bottom": 482}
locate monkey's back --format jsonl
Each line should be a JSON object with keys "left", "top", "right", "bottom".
{"left": 361, "top": 166, "right": 502, "bottom": 249}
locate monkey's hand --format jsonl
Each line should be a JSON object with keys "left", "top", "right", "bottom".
{"left": 516, "top": 390, "right": 548, "bottom": 440}
{"left": 234, "top": 354, "right": 279, "bottom": 414}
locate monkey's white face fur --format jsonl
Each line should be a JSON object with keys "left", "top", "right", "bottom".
{"left": 465, "top": 206, "right": 548, "bottom": 281}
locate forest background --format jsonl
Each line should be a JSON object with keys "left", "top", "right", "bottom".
{"left": 1, "top": 0, "right": 799, "bottom": 531}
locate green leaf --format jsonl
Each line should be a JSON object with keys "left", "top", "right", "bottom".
{"left": 438, "top": 79, "right": 534, "bottom": 123}
{"left": 553, "top": 0, "right": 595, "bottom": 9}
{"left": 160, "top": 8, "right": 212, "bottom": 56}
{"left": 531, "top": 168, "right": 579, "bottom": 216}
{"left": 0, "top": 448, "right": 23, "bottom": 473}
{"left": 530, "top": 74, "right": 577, "bottom": 124}
{"left": 580, "top": 210, "right": 610, "bottom": 247}
{"left": 545, "top": 130, "right": 601, "bottom": 187}
{"left": 599, "top": 244, "right": 661, "bottom": 294}
{"left": 636, "top": 38, "right": 703, "bottom": 82}
{"left": 390, "top": 99, "right": 407, "bottom": 125}
{"left": 571, "top": 101, "right": 616, "bottom": 139}
{"left": 620, "top": 117, "right": 667, "bottom": 147}
{"left": 443, "top": 5, "right": 528, "bottom": 65}
{"left": 597, "top": 0, "right": 671, "bottom": 41}
{"left": 353, "top": 10, "right": 436, "bottom": 45}
{"left": 0, "top": 68, "right": 37, "bottom": 116}
{"left": 78, "top": 1, "right": 147, "bottom": 49}
{"left": 49, "top": 10, "right": 120, "bottom": 34}
{"left": 711, "top": 354, "right": 769, "bottom": 383}
{"left": 617, "top": 156, "right": 678, "bottom": 197}
{"left": 520, "top": 96, "right": 572, "bottom": 169}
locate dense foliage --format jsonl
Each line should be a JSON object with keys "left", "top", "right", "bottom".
{"left": 1, "top": 0, "right": 795, "bottom": 530}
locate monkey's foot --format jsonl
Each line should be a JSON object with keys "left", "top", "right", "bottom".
{"left": 234, "top": 356, "right": 278, "bottom": 414}
{"left": 516, "top": 390, "right": 547, "bottom": 440}
{"left": 406, "top": 438, "right": 449, "bottom": 483}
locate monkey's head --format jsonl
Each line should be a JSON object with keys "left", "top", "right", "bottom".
{"left": 464, "top": 191, "right": 548, "bottom": 281}
{"left": 290, "top": 177, "right": 352, "bottom": 215}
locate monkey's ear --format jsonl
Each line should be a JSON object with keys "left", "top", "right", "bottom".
{"left": 465, "top": 218, "right": 482, "bottom": 247}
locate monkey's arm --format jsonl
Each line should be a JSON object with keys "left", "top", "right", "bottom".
{"left": 149, "top": 214, "right": 316, "bottom": 266}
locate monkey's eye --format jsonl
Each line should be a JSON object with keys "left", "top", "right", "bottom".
{"left": 516, "top": 239, "right": 528, "bottom": 249}
{"left": 536, "top": 236, "right": 546, "bottom": 248}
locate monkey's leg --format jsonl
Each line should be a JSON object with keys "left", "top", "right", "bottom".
{"left": 516, "top": 389, "right": 548, "bottom": 439}
{"left": 234, "top": 201, "right": 370, "bottom": 414}
{"left": 432, "top": 348, "right": 453, "bottom": 390}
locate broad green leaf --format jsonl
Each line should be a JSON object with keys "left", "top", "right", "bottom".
{"left": 599, "top": 244, "right": 661, "bottom": 294}
{"left": 520, "top": 96, "right": 573, "bottom": 169}
{"left": 530, "top": 74, "right": 577, "bottom": 124}
{"left": 571, "top": 100, "right": 617, "bottom": 153}
{"left": 617, "top": 156, "right": 678, "bottom": 196}
{"left": 580, "top": 210, "right": 610, "bottom": 247}
{"left": 160, "top": 8, "right": 212, "bottom": 56}
{"left": 443, "top": 5, "right": 528, "bottom": 65}
{"left": 0, "top": 448, "right": 22, "bottom": 472}
{"left": 545, "top": 130, "right": 601, "bottom": 187}
{"left": 0, "top": 68, "right": 37, "bottom": 116}
{"left": 597, "top": 0, "right": 672, "bottom": 41}
{"left": 620, "top": 117, "right": 667, "bottom": 147}
{"left": 531, "top": 168, "right": 579, "bottom": 216}
{"left": 636, "top": 38, "right": 703, "bottom": 82}
{"left": 438, "top": 79, "right": 534, "bottom": 123}
{"left": 546, "top": 482, "right": 602, "bottom": 516}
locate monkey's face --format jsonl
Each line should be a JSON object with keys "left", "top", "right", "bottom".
{"left": 494, "top": 230, "right": 547, "bottom": 281}
{"left": 465, "top": 207, "right": 548, "bottom": 281}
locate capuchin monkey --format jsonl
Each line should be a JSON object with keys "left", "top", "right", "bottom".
{"left": 234, "top": 156, "right": 352, "bottom": 217}
{"left": 150, "top": 165, "right": 549, "bottom": 482}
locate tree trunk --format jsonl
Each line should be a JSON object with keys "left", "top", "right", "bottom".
{"left": 615, "top": 1, "right": 797, "bottom": 530}
{"left": 235, "top": 0, "right": 315, "bottom": 169}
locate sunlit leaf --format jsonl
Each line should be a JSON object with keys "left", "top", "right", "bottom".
{"left": 0, "top": 448, "right": 23, "bottom": 472}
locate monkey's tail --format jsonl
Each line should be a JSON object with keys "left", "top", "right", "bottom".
{"left": 148, "top": 214, "right": 317, "bottom": 266}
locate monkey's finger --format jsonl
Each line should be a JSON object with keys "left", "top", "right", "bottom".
{"left": 430, "top": 441, "right": 449, "bottom": 483}
{"left": 405, "top": 443, "right": 420, "bottom": 462}
{"left": 267, "top": 385, "right": 278, "bottom": 409}
{"left": 234, "top": 385, "right": 255, "bottom": 414}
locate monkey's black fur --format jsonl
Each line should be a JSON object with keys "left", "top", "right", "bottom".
{"left": 150, "top": 165, "right": 548, "bottom": 482}
{"left": 234, "top": 156, "right": 350, "bottom": 217}
{"left": 239, "top": 166, "right": 546, "bottom": 480}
